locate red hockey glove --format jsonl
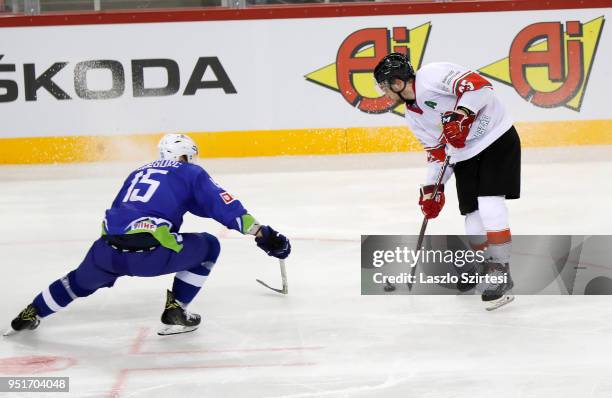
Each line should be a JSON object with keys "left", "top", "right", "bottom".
{"left": 419, "top": 184, "right": 445, "bottom": 219}
{"left": 441, "top": 110, "right": 475, "bottom": 148}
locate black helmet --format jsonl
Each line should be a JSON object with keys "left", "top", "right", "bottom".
{"left": 374, "top": 52, "right": 415, "bottom": 86}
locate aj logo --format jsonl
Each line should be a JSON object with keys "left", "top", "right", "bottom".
{"left": 479, "top": 17, "right": 604, "bottom": 111}
{"left": 305, "top": 23, "right": 431, "bottom": 116}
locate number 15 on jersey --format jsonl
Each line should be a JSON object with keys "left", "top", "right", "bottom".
{"left": 122, "top": 169, "right": 168, "bottom": 203}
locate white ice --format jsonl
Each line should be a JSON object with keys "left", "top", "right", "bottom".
{"left": 1, "top": 146, "right": 612, "bottom": 398}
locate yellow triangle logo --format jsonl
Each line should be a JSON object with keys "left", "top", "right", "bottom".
{"left": 479, "top": 17, "right": 604, "bottom": 111}
{"left": 305, "top": 23, "right": 432, "bottom": 116}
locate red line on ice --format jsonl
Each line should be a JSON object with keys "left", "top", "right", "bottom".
{"left": 108, "top": 328, "right": 322, "bottom": 396}
{"left": 108, "top": 362, "right": 316, "bottom": 398}
{"left": 136, "top": 346, "right": 325, "bottom": 355}
{"left": 128, "top": 327, "right": 149, "bottom": 354}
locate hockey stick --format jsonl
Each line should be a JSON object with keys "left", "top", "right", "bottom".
{"left": 256, "top": 259, "right": 288, "bottom": 294}
{"left": 383, "top": 156, "right": 452, "bottom": 293}
{"left": 407, "top": 155, "right": 452, "bottom": 291}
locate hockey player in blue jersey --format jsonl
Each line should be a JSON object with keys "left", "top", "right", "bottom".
{"left": 5, "top": 134, "right": 291, "bottom": 336}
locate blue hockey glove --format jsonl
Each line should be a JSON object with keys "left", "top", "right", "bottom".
{"left": 255, "top": 226, "right": 291, "bottom": 259}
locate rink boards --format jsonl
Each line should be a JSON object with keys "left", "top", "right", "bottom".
{"left": 0, "top": 1, "right": 611, "bottom": 163}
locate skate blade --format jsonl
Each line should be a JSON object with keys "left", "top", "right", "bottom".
{"left": 157, "top": 324, "right": 199, "bottom": 336}
{"left": 485, "top": 294, "right": 515, "bottom": 311}
{"left": 2, "top": 328, "right": 17, "bottom": 337}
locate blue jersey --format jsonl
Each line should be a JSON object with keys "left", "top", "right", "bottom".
{"left": 103, "top": 160, "right": 247, "bottom": 251}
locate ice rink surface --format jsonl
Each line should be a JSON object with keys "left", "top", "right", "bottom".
{"left": 1, "top": 146, "right": 612, "bottom": 398}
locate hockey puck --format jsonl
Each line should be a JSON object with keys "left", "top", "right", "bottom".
{"left": 384, "top": 284, "right": 396, "bottom": 292}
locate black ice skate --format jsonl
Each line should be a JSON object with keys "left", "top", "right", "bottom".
{"left": 481, "top": 263, "right": 514, "bottom": 311}
{"left": 3, "top": 304, "right": 40, "bottom": 336}
{"left": 158, "top": 290, "right": 201, "bottom": 336}
{"left": 455, "top": 262, "right": 486, "bottom": 293}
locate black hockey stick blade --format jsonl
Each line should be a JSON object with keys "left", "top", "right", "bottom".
{"left": 384, "top": 280, "right": 396, "bottom": 292}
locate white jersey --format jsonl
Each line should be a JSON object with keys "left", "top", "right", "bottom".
{"left": 404, "top": 62, "right": 513, "bottom": 183}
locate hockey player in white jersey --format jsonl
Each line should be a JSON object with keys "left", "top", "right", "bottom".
{"left": 374, "top": 53, "right": 520, "bottom": 310}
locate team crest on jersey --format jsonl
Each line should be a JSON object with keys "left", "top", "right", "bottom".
{"left": 220, "top": 192, "right": 235, "bottom": 204}
{"left": 479, "top": 17, "right": 604, "bottom": 111}
{"left": 126, "top": 217, "right": 173, "bottom": 233}
{"left": 304, "top": 23, "right": 432, "bottom": 117}
{"left": 133, "top": 220, "right": 157, "bottom": 231}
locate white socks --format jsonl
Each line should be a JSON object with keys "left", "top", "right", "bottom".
{"left": 464, "top": 196, "right": 511, "bottom": 263}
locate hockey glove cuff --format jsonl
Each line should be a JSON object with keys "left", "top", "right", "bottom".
{"left": 240, "top": 213, "right": 261, "bottom": 235}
